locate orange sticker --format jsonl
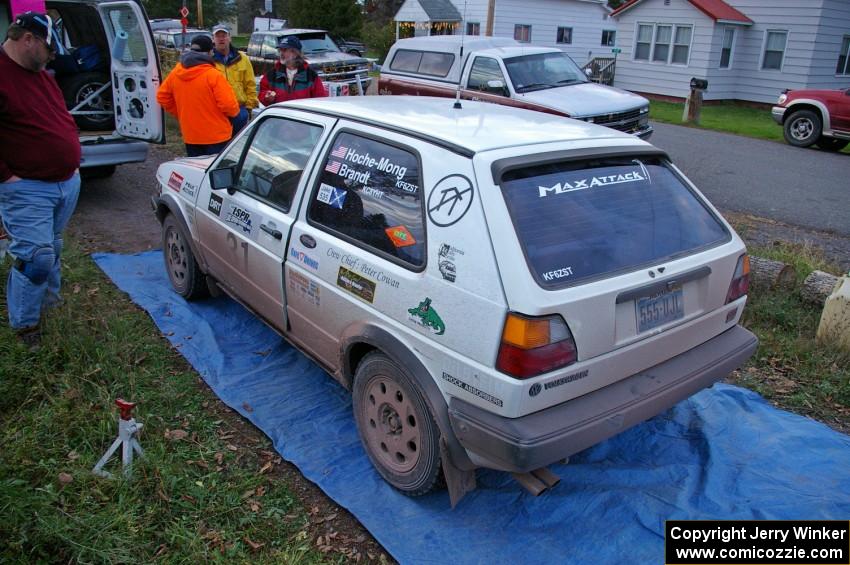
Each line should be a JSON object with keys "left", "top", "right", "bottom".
{"left": 385, "top": 225, "right": 416, "bottom": 248}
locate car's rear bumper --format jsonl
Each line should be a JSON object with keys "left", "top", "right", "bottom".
{"left": 771, "top": 106, "right": 787, "bottom": 124}
{"left": 448, "top": 325, "right": 758, "bottom": 473}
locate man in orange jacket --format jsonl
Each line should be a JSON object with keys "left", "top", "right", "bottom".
{"left": 157, "top": 35, "right": 239, "bottom": 157}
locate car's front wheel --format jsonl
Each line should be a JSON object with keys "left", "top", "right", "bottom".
{"left": 352, "top": 352, "right": 443, "bottom": 496}
{"left": 783, "top": 109, "right": 822, "bottom": 147}
{"left": 162, "top": 214, "right": 208, "bottom": 300}
{"left": 815, "top": 137, "right": 849, "bottom": 152}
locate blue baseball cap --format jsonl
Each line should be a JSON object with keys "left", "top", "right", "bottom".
{"left": 277, "top": 35, "right": 302, "bottom": 51}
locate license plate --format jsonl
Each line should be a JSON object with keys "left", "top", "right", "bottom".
{"left": 636, "top": 286, "right": 684, "bottom": 333}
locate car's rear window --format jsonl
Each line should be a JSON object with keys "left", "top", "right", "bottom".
{"left": 499, "top": 157, "right": 729, "bottom": 289}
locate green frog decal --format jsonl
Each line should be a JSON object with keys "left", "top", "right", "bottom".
{"left": 407, "top": 298, "right": 445, "bottom": 335}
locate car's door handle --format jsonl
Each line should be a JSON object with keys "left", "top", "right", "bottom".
{"left": 260, "top": 223, "right": 282, "bottom": 240}
{"left": 299, "top": 234, "right": 317, "bottom": 248}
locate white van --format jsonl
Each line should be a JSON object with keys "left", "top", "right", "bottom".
{"left": 1, "top": 0, "right": 164, "bottom": 177}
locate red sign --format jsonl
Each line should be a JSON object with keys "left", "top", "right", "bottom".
{"left": 180, "top": 16, "right": 188, "bottom": 27}
{"left": 385, "top": 225, "right": 416, "bottom": 248}
{"left": 179, "top": 6, "right": 189, "bottom": 18}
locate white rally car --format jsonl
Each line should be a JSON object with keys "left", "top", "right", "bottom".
{"left": 153, "top": 97, "right": 757, "bottom": 505}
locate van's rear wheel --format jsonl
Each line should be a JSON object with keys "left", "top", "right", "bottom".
{"left": 353, "top": 353, "right": 442, "bottom": 496}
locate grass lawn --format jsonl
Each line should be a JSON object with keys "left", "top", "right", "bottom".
{"left": 0, "top": 243, "right": 346, "bottom": 563}
{"left": 648, "top": 99, "right": 850, "bottom": 154}
{"left": 732, "top": 241, "right": 850, "bottom": 432}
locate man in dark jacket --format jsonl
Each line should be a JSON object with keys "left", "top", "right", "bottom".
{"left": 0, "top": 12, "right": 81, "bottom": 347}
{"left": 259, "top": 36, "right": 327, "bottom": 104}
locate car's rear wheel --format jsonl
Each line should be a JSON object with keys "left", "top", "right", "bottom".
{"left": 162, "top": 214, "right": 208, "bottom": 300}
{"left": 815, "top": 137, "right": 849, "bottom": 152}
{"left": 352, "top": 352, "right": 443, "bottom": 496}
{"left": 783, "top": 109, "right": 822, "bottom": 148}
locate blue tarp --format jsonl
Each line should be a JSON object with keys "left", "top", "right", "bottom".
{"left": 94, "top": 251, "right": 850, "bottom": 564}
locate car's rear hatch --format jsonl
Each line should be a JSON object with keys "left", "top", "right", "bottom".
{"left": 474, "top": 142, "right": 748, "bottom": 415}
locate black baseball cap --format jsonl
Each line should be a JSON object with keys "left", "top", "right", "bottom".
{"left": 12, "top": 12, "right": 54, "bottom": 47}
{"left": 190, "top": 35, "right": 214, "bottom": 52}
{"left": 277, "top": 35, "right": 302, "bottom": 51}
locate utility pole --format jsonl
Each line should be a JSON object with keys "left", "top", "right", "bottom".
{"left": 196, "top": 0, "right": 204, "bottom": 29}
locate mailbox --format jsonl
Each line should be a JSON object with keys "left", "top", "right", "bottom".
{"left": 690, "top": 77, "right": 708, "bottom": 91}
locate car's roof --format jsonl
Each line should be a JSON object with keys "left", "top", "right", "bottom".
{"left": 280, "top": 97, "right": 641, "bottom": 153}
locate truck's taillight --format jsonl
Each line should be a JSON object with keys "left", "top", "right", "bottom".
{"left": 496, "top": 313, "right": 577, "bottom": 379}
{"left": 726, "top": 254, "right": 751, "bottom": 304}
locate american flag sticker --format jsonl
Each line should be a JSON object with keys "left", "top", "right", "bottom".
{"left": 325, "top": 160, "right": 342, "bottom": 174}
{"left": 331, "top": 145, "right": 347, "bottom": 158}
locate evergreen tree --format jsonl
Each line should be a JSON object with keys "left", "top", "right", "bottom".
{"left": 288, "top": 0, "right": 363, "bottom": 38}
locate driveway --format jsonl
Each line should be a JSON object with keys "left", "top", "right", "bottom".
{"left": 649, "top": 122, "right": 850, "bottom": 237}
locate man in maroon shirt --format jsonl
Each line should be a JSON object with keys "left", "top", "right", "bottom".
{"left": 0, "top": 12, "right": 81, "bottom": 348}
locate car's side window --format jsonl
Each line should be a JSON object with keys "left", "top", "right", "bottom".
{"left": 262, "top": 35, "right": 277, "bottom": 59}
{"left": 229, "top": 117, "right": 323, "bottom": 212}
{"left": 467, "top": 57, "right": 507, "bottom": 95}
{"left": 308, "top": 132, "right": 425, "bottom": 269}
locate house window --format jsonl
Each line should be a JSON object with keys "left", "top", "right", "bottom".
{"left": 635, "top": 23, "right": 692, "bottom": 65}
{"left": 514, "top": 24, "right": 531, "bottom": 43}
{"left": 672, "top": 26, "right": 691, "bottom": 64}
{"left": 635, "top": 24, "right": 652, "bottom": 60}
{"left": 762, "top": 30, "right": 787, "bottom": 70}
{"left": 720, "top": 27, "right": 735, "bottom": 68}
{"left": 652, "top": 25, "right": 672, "bottom": 62}
{"left": 557, "top": 27, "right": 573, "bottom": 44}
{"left": 602, "top": 30, "right": 616, "bottom": 46}
{"left": 837, "top": 35, "right": 850, "bottom": 75}
{"left": 466, "top": 22, "right": 480, "bottom": 36}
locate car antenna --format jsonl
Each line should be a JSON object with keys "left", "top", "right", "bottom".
{"left": 453, "top": 0, "right": 468, "bottom": 109}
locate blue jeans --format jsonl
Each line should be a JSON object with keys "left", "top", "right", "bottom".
{"left": 230, "top": 106, "right": 249, "bottom": 138}
{"left": 0, "top": 173, "right": 80, "bottom": 329}
{"left": 185, "top": 141, "right": 230, "bottom": 157}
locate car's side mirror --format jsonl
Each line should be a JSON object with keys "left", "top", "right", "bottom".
{"left": 485, "top": 79, "right": 508, "bottom": 97}
{"left": 210, "top": 166, "right": 235, "bottom": 193}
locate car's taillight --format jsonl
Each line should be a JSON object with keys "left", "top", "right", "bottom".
{"left": 726, "top": 254, "right": 751, "bottom": 304}
{"left": 496, "top": 313, "right": 577, "bottom": 379}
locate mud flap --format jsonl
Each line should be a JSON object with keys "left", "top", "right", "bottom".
{"left": 441, "top": 437, "right": 476, "bottom": 508}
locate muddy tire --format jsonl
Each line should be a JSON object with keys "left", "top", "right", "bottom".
{"left": 352, "top": 352, "right": 442, "bottom": 496}
{"left": 162, "top": 214, "right": 208, "bottom": 300}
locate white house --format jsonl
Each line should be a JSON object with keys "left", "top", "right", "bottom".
{"left": 393, "top": 0, "right": 620, "bottom": 64}
{"left": 610, "top": 0, "right": 850, "bottom": 103}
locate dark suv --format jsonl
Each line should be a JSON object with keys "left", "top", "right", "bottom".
{"left": 246, "top": 28, "right": 371, "bottom": 94}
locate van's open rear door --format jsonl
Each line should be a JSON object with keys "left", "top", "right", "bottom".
{"left": 97, "top": 0, "right": 165, "bottom": 143}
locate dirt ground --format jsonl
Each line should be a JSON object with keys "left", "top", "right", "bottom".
{"left": 65, "top": 144, "right": 850, "bottom": 562}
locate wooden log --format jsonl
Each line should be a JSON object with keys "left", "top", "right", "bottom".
{"left": 749, "top": 256, "right": 797, "bottom": 289}
{"left": 801, "top": 270, "right": 841, "bottom": 305}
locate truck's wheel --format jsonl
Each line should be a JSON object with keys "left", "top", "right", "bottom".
{"left": 162, "top": 214, "right": 208, "bottom": 300}
{"left": 353, "top": 352, "right": 442, "bottom": 496}
{"left": 783, "top": 109, "right": 821, "bottom": 148}
{"left": 59, "top": 71, "right": 114, "bottom": 130}
{"left": 81, "top": 165, "right": 117, "bottom": 179}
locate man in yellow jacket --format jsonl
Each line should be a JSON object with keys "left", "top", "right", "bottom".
{"left": 211, "top": 23, "right": 258, "bottom": 138}
{"left": 157, "top": 35, "right": 239, "bottom": 157}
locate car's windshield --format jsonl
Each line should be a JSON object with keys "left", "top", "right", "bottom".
{"left": 280, "top": 32, "right": 340, "bottom": 54}
{"left": 504, "top": 52, "right": 589, "bottom": 93}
